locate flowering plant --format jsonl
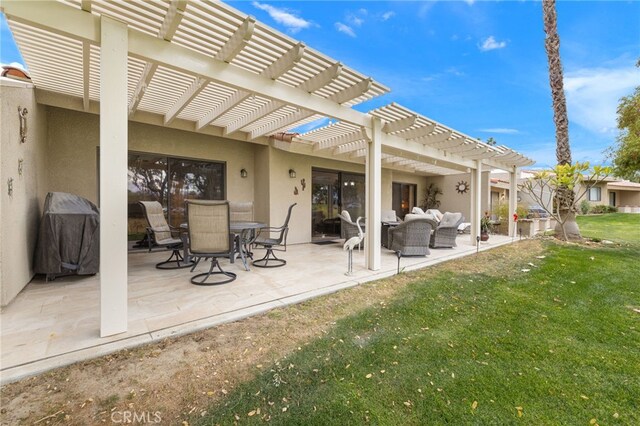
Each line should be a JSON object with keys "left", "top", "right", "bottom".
{"left": 513, "top": 213, "right": 518, "bottom": 222}
{"left": 480, "top": 211, "right": 492, "bottom": 233}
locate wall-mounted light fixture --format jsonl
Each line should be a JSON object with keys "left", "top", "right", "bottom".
{"left": 18, "top": 106, "right": 28, "bottom": 143}
{"left": 288, "top": 169, "right": 296, "bottom": 179}
{"left": 240, "top": 168, "right": 248, "bottom": 178}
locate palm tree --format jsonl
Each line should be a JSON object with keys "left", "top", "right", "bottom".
{"left": 542, "top": 0, "right": 581, "bottom": 240}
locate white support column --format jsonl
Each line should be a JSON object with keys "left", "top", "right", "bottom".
{"left": 365, "top": 118, "right": 382, "bottom": 270}
{"left": 100, "top": 16, "right": 128, "bottom": 337}
{"left": 509, "top": 167, "right": 519, "bottom": 237}
{"left": 470, "top": 160, "right": 482, "bottom": 244}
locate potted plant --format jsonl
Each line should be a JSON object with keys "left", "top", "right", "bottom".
{"left": 480, "top": 211, "right": 491, "bottom": 241}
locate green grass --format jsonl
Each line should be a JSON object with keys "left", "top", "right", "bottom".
{"left": 199, "top": 223, "right": 640, "bottom": 425}
{"left": 577, "top": 213, "right": 640, "bottom": 243}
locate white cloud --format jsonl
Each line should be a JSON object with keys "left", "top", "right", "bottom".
{"left": 479, "top": 36, "right": 507, "bottom": 51}
{"left": 564, "top": 66, "right": 640, "bottom": 134}
{"left": 252, "top": 2, "right": 313, "bottom": 33}
{"left": 335, "top": 22, "right": 356, "bottom": 37}
{"left": 346, "top": 14, "right": 364, "bottom": 27}
{"left": 381, "top": 11, "right": 395, "bottom": 21}
{"left": 465, "top": 0, "right": 476, "bottom": 5}
{"left": 479, "top": 128, "right": 520, "bottom": 134}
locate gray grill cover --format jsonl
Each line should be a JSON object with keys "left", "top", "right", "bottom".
{"left": 34, "top": 192, "right": 100, "bottom": 276}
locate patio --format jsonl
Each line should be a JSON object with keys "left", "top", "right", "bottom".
{"left": 1, "top": 234, "right": 513, "bottom": 384}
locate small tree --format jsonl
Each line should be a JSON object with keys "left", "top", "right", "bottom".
{"left": 519, "top": 162, "right": 611, "bottom": 241}
{"left": 421, "top": 183, "right": 442, "bottom": 210}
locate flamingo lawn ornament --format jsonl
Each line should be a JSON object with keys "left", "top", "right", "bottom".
{"left": 344, "top": 216, "right": 364, "bottom": 276}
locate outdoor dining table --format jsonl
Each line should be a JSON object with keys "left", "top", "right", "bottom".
{"left": 180, "top": 221, "right": 267, "bottom": 271}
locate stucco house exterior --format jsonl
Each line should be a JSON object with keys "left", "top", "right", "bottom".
{"left": 0, "top": 0, "right": 533, "bottom": 352}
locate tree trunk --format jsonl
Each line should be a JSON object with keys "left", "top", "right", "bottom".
{"left": 542, "top": 0, "right": 581, "bottom": 241}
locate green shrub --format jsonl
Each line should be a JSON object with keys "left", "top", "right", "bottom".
{"left": 590, "top": 205, "right": 618, "bottom": 214}
{"left": 579, "top": 199, "right": 591, "bottom": 215}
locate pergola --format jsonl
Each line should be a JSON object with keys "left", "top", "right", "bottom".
{"left": 2, "top": 0, "right": 533, "bottom": 337}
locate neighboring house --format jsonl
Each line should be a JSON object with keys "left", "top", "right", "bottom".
{"left": 578, "top": 178, "right": 640, "bottom": 212}
{"left": 490, "top": 171, "right": 640, "bottom": 217}
{"left": 0, "top": 1, "right": 532, "bottom": 337}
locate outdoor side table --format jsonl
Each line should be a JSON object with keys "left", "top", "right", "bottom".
{"left": 381, "top": 221, "right": 400, "bottom": 248}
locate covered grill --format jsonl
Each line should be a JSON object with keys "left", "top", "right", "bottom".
{"left": 34, "top": 192, "right": 100, "bottom": 280}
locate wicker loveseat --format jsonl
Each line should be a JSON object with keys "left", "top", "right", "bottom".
{"left": 387, "top": 217, "right": 436, "bottom": 257}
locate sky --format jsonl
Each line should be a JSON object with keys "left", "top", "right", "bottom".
{"left": 2, "top": 1, "right": 639, "bottom": 169}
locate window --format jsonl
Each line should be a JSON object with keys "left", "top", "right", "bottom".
{"left": 127, "top": 152, "right": 225, "bottom": 241}
{"left": 392, "top": 182, "right": 417, "bottom": 219}
{"left": 588, "top": 187, "right": 601, "bottom": 202}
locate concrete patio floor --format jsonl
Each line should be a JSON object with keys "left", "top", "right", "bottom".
{"left": 1, "top": 234, "right": 514, "bottom": 384}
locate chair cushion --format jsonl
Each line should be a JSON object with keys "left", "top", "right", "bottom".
{"left": 440, "top": 212, "right": 462, "bottom": 228}
{"left": 425, "top": 209, "right": 443, "bottom": 222}
{"left": 411, "top": 207, "right": 425, "bottom": 215}
{"left": 381, "top": 210, "right": 397, "bottom": 222}
{"left": 341, "top": 210, "right": 352, "bottom": 222}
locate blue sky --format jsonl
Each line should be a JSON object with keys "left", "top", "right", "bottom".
{"left": 2, "top": 1, "right": 639, "bottom": 168}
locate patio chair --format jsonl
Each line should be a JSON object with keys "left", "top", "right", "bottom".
{"left": 186, "top": 200, "right": 236, "bottom": 285}
{"left": 229, "top": 201, "right": 253, "bottom": 222}
{"left": 139, "top": 201, "right": 191, "bottom": 270}
{"left": 430, "top": 212, "right": 464, "bottom": 248}
{"left": 387, "top": 218, "right": 435, "bottom": 257}
{"left": 252, "top": 203, "right": 296, "bottom": 268}
{"left": 340, "top": 210, "right": 366, "bottom": 248}
{"left": 381, "top": 209, "right": 400, "bottom": 223}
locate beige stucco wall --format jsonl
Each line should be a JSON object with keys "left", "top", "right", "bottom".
{"left": 0, "top": 79, "right": 48, "bottom": 306}
{"left": 265, "top": 148, "right": 366, "bottom": 244}
{"left": 425, "top": 171, "right": 490, "bottom": 220}
{"left": 616, "top": 190, "right": 640, "bottom": 207}
{"left": 46, "top": 107, "right": 256, "bottom": 205}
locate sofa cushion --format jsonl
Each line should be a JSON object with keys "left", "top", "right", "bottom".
{"left": 411, "top": 207, "right": 425, "bottom": 215}
{"left": 425, "top": 209, "right": 443, "bottom": 222}
{"left": 440, "top": 212, "right": 462, "bottom": 228}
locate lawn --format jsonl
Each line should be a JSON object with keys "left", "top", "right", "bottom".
{"left": 200, "top": 221, "right": 640, "bottom": 424}
{"left": 577, "top": 213, "right": 640, "bottom": 243}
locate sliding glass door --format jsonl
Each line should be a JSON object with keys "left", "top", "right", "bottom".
{"left": 392, "top": 182, "right": 417, "bottom": 220}
{"left": 311, "top": 168, "right": 365, "bottom": 239}
{"left": 127, "top": 152, "right": 225, "bottom": 241}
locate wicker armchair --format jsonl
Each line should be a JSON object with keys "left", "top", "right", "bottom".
{"left": 340, "top": 210, "right": 366, "bottom": 248}
{"left": 430, "top": 212, "right": 464, "bottom": 248}
{"left": 387, "top": 218, "right": 436, "bottom": 257}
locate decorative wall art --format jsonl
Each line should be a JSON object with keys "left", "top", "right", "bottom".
{"left": 456, "top": 180, "right": 469, "bottom": 194}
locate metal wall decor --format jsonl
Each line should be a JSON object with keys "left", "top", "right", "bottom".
{"left": 456, "top": 180, "right": 469, "bottom": 194}
{"left": 18, "top": 106, "right": 28, "bottom": 143}
{"left": 18, "top": 158, "right": 24, "bottom": 176}
{"left": 7, "top": 178, "right": 14, "bottom": 196}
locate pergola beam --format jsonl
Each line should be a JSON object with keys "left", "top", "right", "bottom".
{"left": 198, "top": 43, "right": 305, "bottom": 130}
{"left": 225, "top": 62, "right": 342, "bottom": 135}
{"left": 400, "top": 123, "right": 436, "bottom": 141}
{"left": 313, "top": 127, "right": 367, "bottom": 151}
{"left": 1, "top": 0, "right": 371, "bottom": 128}
{"left": 82, "top": 41, "right": 90, "bottom": 111}
{"left": 250, "top": 109, "right": 313, "bottom": 139}
{"left": 262, "top": 43, "right": 305, "bottom": 80}
{"left": 333, "top": 140, "right": 368, "bottom": 155}
{"left": 421, "top": 130, "right": 453, "bottom": 145}
{"left": 331, "top": 78, "right": 372, "bottom": 104}
{"left": 164, "top": 77, "right": 207, "bottom": 125}
{"left": 127, "top": 0, "right": 187, "bottom": 118}
{"left": 382, "top": 114, "right": 417, "bottom": 134}
{"left": 214, "top": 16, "right": 255, "bottom": 62}
{"left": 300, "top": 62, "right": 342, "bottom": 93}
